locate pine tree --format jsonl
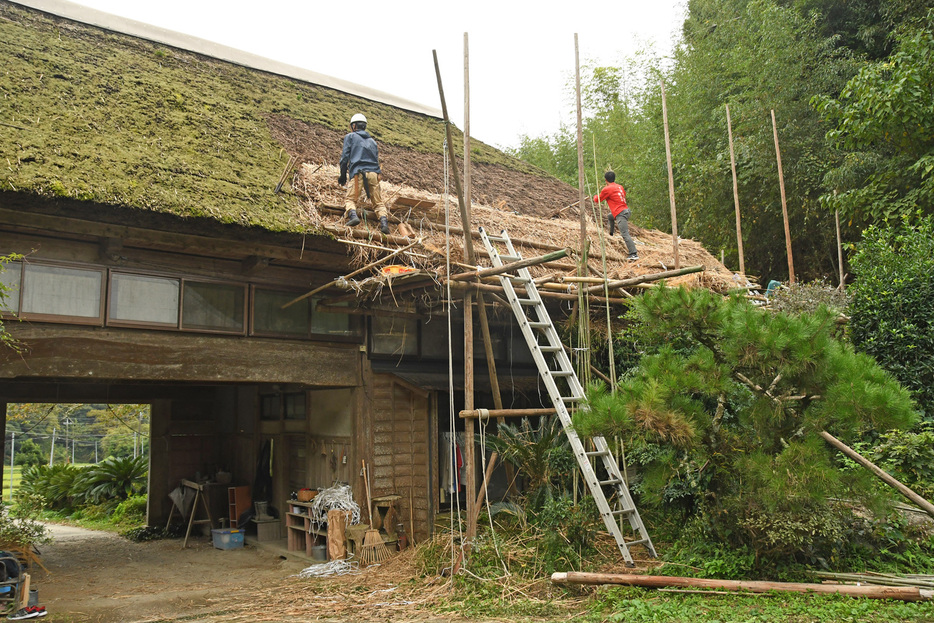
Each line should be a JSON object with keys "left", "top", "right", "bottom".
{"left": 576, "top": 286, "right": 918, "bottom": 563}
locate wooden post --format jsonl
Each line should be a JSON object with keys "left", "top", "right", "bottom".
{"left": 327, "top": 509, "right": 348, "bottom": 560}
{"left": 661, "top": 78, "right": 680, "bottom": 269}
{"left": 771, "top": 109, "right": 795, "bottom": 284}
{"left": 726, "top": 104, "right": 745, "bottom": 275}
{"left": 821, "top": 431, "right": 934, "bottom": 519}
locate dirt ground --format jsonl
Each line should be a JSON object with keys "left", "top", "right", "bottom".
{"left": 29, "top": 524, "right": 489, "bottom": 623}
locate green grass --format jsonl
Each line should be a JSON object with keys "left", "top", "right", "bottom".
{"left": 1, "top": 465, "right": 23, "bottom": 496}
{"left": 579, "top": 587, "right": 934, "bottom": 622}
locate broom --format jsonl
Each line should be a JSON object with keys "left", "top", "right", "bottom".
{"left": 360, "top": 460, "right": 391, "bottom": 566}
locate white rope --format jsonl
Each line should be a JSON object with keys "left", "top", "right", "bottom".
{"left": 307, "top": 484, "right": 360, "bottom": 532}
{"left": 442, "top": 138, "right": 465, "bottom": 574}
{"left": 293, "top": 558, "right": 360, "bottom": 578}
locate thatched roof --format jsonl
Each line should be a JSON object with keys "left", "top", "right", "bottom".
{"left": 0, "top": 1, "right": 557, "bottom": 232}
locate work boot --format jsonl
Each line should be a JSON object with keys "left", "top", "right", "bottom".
{"left": 346, "top": 209, "right": 360, "bottom": 227}
{"left": 379, "top": 216, "right": 390, "bottom": 235}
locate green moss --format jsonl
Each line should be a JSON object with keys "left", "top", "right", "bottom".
{"left": 0, "top": 3, "right": 543, "bottom": 233}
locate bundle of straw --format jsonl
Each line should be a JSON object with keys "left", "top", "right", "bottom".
{"left": 360, "top": 460, "right": 391, "bottom": 566}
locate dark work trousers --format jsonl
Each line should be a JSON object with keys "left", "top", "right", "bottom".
{"left": 614, "top": 209, "right": 637, "bottom": 255}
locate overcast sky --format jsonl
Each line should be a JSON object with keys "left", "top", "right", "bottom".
{"left": 69, "top": 1, "right": 688, "bottom": 149}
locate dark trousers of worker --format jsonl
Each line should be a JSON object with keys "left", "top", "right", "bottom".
{"left": 614, "top": 209, "right": 637, "bottom": 255}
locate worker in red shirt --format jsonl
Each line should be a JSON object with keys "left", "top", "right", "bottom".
{"left": 593, "top": 171, "right": 638, "bottom": 260}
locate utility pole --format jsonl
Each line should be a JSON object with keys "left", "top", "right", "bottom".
{"left": 9, "top": 431, "right": 14, "bottom": 500}
{"left": 49, "top": 427, "right": 56, "bottom": 466}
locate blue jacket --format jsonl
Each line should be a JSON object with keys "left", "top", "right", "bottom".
{"left": 340, "top": 130, "right": 381, "bottom": 179}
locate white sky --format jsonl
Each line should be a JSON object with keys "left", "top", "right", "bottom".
{"left": 70, "top": 1, "right": 687, "bottom": 149}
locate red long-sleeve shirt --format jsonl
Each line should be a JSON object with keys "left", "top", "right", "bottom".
{"left": 593, "top": 182, "right": 628, "bottom": 218}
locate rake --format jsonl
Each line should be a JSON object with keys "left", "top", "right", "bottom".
{"left": 359, "top": 460, "right": 391, "bottom": 566}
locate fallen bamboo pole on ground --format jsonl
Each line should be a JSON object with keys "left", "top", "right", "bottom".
{"left": 551, "top": 572, "right": 934, "bottom": 602}
{"left": 821, "top": 430, "right": 934, "bottom": 519}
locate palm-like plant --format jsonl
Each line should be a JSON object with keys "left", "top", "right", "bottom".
{"left": 80, "top": 456, "right": 148, "bottom": 504}
{"left": 483, "top": 416, "right": 576, "bottom": 511}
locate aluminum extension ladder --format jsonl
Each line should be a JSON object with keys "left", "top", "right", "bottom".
{"left": 478, "top": 227, "right": 656, "bottom": 565}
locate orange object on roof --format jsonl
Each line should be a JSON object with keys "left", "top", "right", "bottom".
{"left": 382, "top": 265, "right": 417, "bottom": 275}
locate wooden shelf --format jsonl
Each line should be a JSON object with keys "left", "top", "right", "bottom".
{"left": 285, "top": 501, "right": 325, "bottom": 557}
{"left": 228, "top": 486, "right": 250, "bottom": 528}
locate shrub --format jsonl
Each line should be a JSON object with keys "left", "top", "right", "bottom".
{"left": 849, "top": 218, "right": 934, "bottom": 418}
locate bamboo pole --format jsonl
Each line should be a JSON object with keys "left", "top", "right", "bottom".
{"left": 771, "top": 109, "right": 795, "bottom": 284}
{"left": 435, "top": 46, "right": 478, "bottom": 544}
{"left": 551, "top": 572, "right": 933, "bottom": 602}
{"left": 460, "top": 408, "right": 557, "bottom": 419}
{"left": 470, "top": 451, "right": 498, "bottom": 528}
{"left": 450, "top": 249, "right": 570, "bottom": 281}
{"left": 725, "top": 104, "right": 745, "bottom": 275}
{"left": 660, "top": 78, "right": 681, "bottom": 269}
{"left": 447, "top": 280, "right": 629, "bottom": 305}
{"left": 820, "top": 431, "right": 934, "bottom": 519}
{"left": 582, "top": 265, "right": 705, "bottom": 294}
{"left": 575, "top": 34, "right": 587, "bottom": 264}
{"left": 835, "top": 207, "right": 845, "bottom": 288}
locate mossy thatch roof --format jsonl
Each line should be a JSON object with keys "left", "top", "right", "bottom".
{"left": 0, "top": 1, "right": 559, "bottom": 234}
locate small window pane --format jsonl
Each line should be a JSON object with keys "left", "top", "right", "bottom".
{"left": 22, "top": 264, "right": 102, "bottom": 318}
{"left": 260, "top": 394, "right": 280, "bottom": 421}
{"left": 110, "top": 273, "right": 179, "bottom": 325}
{"left": 253, "top": 289, "right": 309, "bottom": 336}
{"left": 182, "top": 282, "right": 244, "bottom": 332}
{"left": 284, "top": 392, "right": 306, "bottom": 420}
{"left": 0, "top": 261, "right": 21, "bottom": 313}
{"left": 371, "top": 316, "right": 418, "bottom": 356}
{"left": 311, "top": 299, "right": 354, "bottom": 336}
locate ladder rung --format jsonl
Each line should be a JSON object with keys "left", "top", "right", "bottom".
{"left": 516, "top": 298, "right": 539, "bottom": 306}
{"left": 599, "top": 478, "right": 621, "bottom": 486}
{"left": 585, "top": 450, "right": 610, "bottom": 457}
{"left": 486, "top": 235, "right": 507, "bottom": 243}
{"left": 540, "top": 345, "right": 562, "bottom": 352}
{"left": 551, "top": 370, "right": 573, "bottom": 377}
{"left": 611, "top": 508, "right": 635, "bottom": 517}
{"left": 562, "top": 395, "right": 584, "bottom": 403}
{"left": 625, "top": 538, "right": 651, "bottom": 547}
{"left": 500, "top": 254, "right": 521, "bottom": 262}
{"left": 527, "top": 322, "right": 549, "bottom": 329}
{"left": 508, "top": 276, "right": 531, "bottom": 283}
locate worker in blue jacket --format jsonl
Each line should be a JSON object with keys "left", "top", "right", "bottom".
{"left": 338, "top": 113, "right": 390, "bottom": 235}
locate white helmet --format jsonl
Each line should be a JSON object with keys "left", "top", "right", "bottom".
{"left": 350, "top": 113, "right": 367, "bottom": 125}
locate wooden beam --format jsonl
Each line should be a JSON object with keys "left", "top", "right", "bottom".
{"left": 0, "top": 207, "right": 345, "bottom": 269}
